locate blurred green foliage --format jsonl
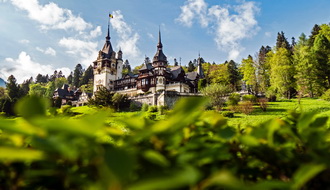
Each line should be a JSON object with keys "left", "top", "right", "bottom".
{"left": 1, "top": 96, "right": 330, "bottom": 189}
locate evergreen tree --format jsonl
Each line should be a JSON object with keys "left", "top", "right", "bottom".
{"left": 312, "top": 33, "right": 330, "bottom": 88}
{"left": 276, "top": 31, "right": 290, "bottom": 50}
{"left": 80, "top": 65, "right": 94, "bottom": 87}
{"left": 6, "top": 75, "right": 21, "bottom": 101}
{"left": 88, "top": 86, "right": 114, "bottom": 107}
{"left": 293, "top": 33, "right": 322, "bottom": 97}
{"left": 256, "top": 46, "right": 271, "bottom": 94}
{"left": 226, "top": 60, "right": 241, "bottom": 91}
{"left": 174, "top": 58, "right": 179, "bottom": 66}
{"left": 67, "top": 72, "right": 73, "bottom": 85}
{"left": 20, "top": 77, "right": 33, "bottom": 97}
{"left": 188, "top": 61, "right": 195, "bottom": 72}
{"left": 308, "top": 24, "right": 321, "bottom": 46}
{"left": 73, "top": 64, "right": 83, "bottom": 88}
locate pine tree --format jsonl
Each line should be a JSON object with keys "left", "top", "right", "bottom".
{"left": 227, "top": 60, "right": 241, "bottom": 91}
{"left": 80, "top": 65, "right": 94, "bottom": 87}
{"left": 73, "top": 64, "right": 83, "bottom": 88}
{"left": 6, "top": 75, "right": 21, "bottom": 101}
{"left": 276, "top": 31, "right": 290, "bottom": 50}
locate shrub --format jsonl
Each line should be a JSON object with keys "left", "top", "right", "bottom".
{"left": 321, "top": 89, "right": 330, "bottom": 101}
{"left": 221, "top": 111, "right": 234, "bottom": 118}
{"left": 242, "top": 94, "right": 257, "bottom": 103}
{"left": 141, "top": 103, "right": 149, "bottom": 112}
{"left": 61, "top": 105, "right": 72, "bottom": 115}
{"left": 145, "top": 112, "right": 157, "bottom": 120}
{"left": 148, "top": 105, "right": 158, "bottom": 113}
{"left": 129, "top": 102, "right": 140, "bottom": 111}
{"left": 238, "top": 101, "right": 254, "bottom": 115}
{"left": 227, "top": 93, "right": 241, "bottom": 106}
{"left": 258, "top": 98, "right": 268, "bottom": 112}
{"left": 158, "top": 105, "right": 167, "bottom": 115}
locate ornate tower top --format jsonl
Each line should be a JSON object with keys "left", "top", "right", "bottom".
{"left": 153, "top": 29, "right": 167, "bottom": 63}
{"left": 100, "top": 24, "right": 114, "bottom": 59}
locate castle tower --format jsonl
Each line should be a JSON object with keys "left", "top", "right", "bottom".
{"left": 152, "top": 29, "right": 167, "bottom": 91}
{"left": 197, "top": 53, "right": 205, "bottom": 78}
{"left": 93, "top": 24, "right": 121, "bottom": 93}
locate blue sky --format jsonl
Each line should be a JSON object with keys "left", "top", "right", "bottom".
{"left": 1, "top": 0, "right": 330, "bottom": 83}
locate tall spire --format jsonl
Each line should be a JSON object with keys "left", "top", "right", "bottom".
{"left": 157, "top": 27, "right": 163, "bottom": 49}
{"left": 197, "top": 53, "right": 205, "bottom": 78}
{"left": 101, "top": 17, "right": 113, "bottom": 58}
{"left": 153, "top": 27, "right": 167, "bottom": 63}
{"left": 106, "top": 22, "right": 110, "bottom": 41}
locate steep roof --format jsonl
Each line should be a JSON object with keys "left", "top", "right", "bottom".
{"left": 170, "top": 66, "right": 184, "bottom": 79}
{"left": 139, "top": 63, "right": 153, "bottom": 71}
{"left": 153, "top": 30, "right": 167, "bottom": 63}
{"left": 186, "top": 72, "right": 198, "bottom": 81}
{"left": 101, "top": 25, "right": 114, "bottom": 59}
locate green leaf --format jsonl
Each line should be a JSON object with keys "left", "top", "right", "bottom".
{"left": 218, "top": 127, "right": 236, "bottom": 140}
{"left": 310, "top": 116, "right": 328, "bottom": 128}
{"left": 142, "top": 150, "right": 170, "bottom": 167}
{"left": 201, "top": 170, "right": 246, "bottom": 189}
{"left": 0, "top": 147, "right": 45, "bottom": 161}
{"left": 128, "top": 166, "right": 200, "bottom": 190}
{"left": 104, "top": 145, "right": 135, "bottom": 181}
{"left": 292, "top": 163, "right": 326, "bottom": 189}
{"left": 240, "top": 135, "right": 260, "bottom": 147}
{"left": 15, "top": 95, "right": 49, "bottom": 119}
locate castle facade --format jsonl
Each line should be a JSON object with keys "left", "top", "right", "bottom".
{"left": 93, "top": 26, "right": 204, "bottom": 107}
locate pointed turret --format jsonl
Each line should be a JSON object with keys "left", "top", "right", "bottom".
{"left": 101, "top": 24, "right": 114, "bottom": 58}
{"left": 153, "top": 29, "right": 167, "bottom": 63}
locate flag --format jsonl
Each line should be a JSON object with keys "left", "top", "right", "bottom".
{"left": 109, "top": 14, "right": 113, "bottom": 18}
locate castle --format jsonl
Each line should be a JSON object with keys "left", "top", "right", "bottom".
{"left": 92, "top": 25, "right": 204, "bottom": 107}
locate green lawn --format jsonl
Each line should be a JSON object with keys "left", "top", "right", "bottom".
{"left": 226, "top": 98, "right": 330, "bottom": 128}
{"left": 69, "top": 98, "right": 330, "bottom": 129}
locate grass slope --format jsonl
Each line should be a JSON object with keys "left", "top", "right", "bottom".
{"left": 227, "top": 98, "right": 330, "bottom": 128}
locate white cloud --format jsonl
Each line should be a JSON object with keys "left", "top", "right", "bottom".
{"left": 19, "top": 39, "right": 30, "bottom": 44}
{"left": 176, "top": 0, "right": 209, "bottom": 27}
{"left": 10, "top": 0, "right": 91, "bottom": 31}
{"left": 58, "top": 37, "right": 98, "bottom": 67}
{"left": 176, "top": 0, "right": 260, "bottom": 61}
{"left": 0, "top": 52, "right": 70, "bottom": 83}
{"left": 36, "top": 47, "right": 56, "bottom": 56}
{"left": 89, "top": 26, "right": 102, "bottom": 39}
{"left": 110, "top": 10, "right": 141, "bottom": 60}
{"left": 265, "top": 31, "right": 272, "bottom": 37}
{"left": 147, "top": 33, "right": 155, "bottom": 40}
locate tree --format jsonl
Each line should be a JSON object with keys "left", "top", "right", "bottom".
{"left": 267, "top": 48, "right": 295, "bottom": 98}
{"left": 6, "top": 75, "right": 21, "bottom": 101}
{"left": 19, "top": 77, "right": 33, "bottom": 97}
{"left": 256, "top": 46, "right": 272, "bottom": 94}
{"left": 80, "top": 65, "right": 94, "bottom": 87}
{"left": 312, "top": 27, "right": 330, "bottom": 89}
{"left": 188, "top": 61, "right": 195, "bottom": 72}
{"left": 293, "top": 33, "right": 322, "bottom": 97}
{"left": 73, "top": 64, "right": 83, "bottom": 88}
{"left": 88, "top": 86, "right": 114, "bottom": 107}
{"left": 240, "top": 55, "right": 258, "bottom": 94}
{"left": 0, "top": 87, "right": 5, "bottom": 98}
{"left": 226, "top": 60, "right": 241, "bottom": 91}
{"left": 201, "top": 83, "right": 231, "bottom": 111}
{"left": 67, "top": 72, "right": 73, "bottom": 86}
{"left": 174, "top": 58, "right": 179, "bottom": 66}
{"left": 208, "top": 64, "right": 230, "bottom": 85}
{"left": 29, "top": 83, "right": 47, "bottom": 97}
{"left": 276, "top": 31, "right": 290, "bottom": 50}
{"left": 112, "top": 93, "right": 124, "bottom": 111}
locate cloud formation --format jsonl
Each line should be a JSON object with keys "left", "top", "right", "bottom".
{"left": 58, "top": 37, "right": 98, "bottom": 67}
{"left": 0, "top": 52, "right": 70, "bottom": 83}
{"left": 10, "top": 0, "right": 92, "bottom": 31}
{"left": 177, "top": 0, "right": 260, "bottom": 60}
{"left": 110, "top": 10, "right": 141, "bottom": 61}
{"left": 36, "top": 47, "right": 56, "bottom": 56}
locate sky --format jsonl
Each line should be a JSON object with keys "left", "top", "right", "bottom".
{"left": 1, "top": 0, "right": 330, "bottom": 83}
